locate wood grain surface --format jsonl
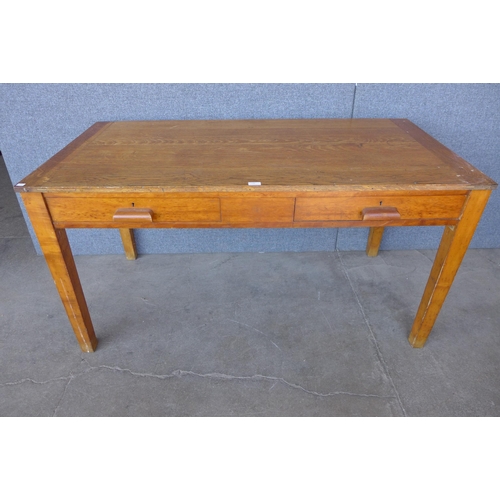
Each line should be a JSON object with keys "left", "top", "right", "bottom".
{"left": 408, "top": 190, "right": 492, "bottom": 347}
{"left": 366, "top": 227, "right": 385, "bottom": 257}
{"left": 294, "top": 193, "right": 466, "bottom": 221}
{"left": 15, "top": 119, "right": 497, "bottom": 193}
{"left": 20, "top": 192, "right": 98, "bottom": 352}
{"left": 119, "top": 228, "right": 138, "bottom": 260}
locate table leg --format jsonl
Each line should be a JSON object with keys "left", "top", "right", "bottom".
{"left": 366, "top": 227, "right": 385, "bottom": 257}
{"left": 408, "top": 190, "right": 491, "bottom": 348}
{"left": 21, "top": 193, "right": 98, "bottom": 352}
{"left": 119, "top": 228, "right": 138, "bottom": 260}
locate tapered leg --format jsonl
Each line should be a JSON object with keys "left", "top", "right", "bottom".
{"left": 366, "top": 227, "right": 384, "bottom": 257}
{"left": 409, "top": 190, "right": 491, "bottom": 348}
{"left": 119, "top": 228, "right": 138, "bottom": 260}
{"left": 21, "top": 193, "right": 98, "bottom": 352}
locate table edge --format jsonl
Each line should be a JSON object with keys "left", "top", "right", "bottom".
{"left": 391, "top": 119, "right": 498, "bottom": 189}
{"left": 14, "top": 121, "right": 112, "bottom": 192}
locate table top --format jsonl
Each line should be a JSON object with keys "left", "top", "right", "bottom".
{"left": 16, "top": 119, "right": 497, "bottom": 194}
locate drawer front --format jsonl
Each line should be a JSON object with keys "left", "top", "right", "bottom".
{"left": 221, "top": 197, "right": 294, "bottom": 223}
{"left": 294, "top": 194, "right": 467, "bottom": 221}
{"left": 46, "top": 196, "right": 221, "bottom": 223}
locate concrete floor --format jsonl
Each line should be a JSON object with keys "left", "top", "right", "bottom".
{"left": 1, "top": 156, "right": 500, "bottom": 416}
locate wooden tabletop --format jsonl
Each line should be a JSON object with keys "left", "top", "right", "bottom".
{"left": 16, "top": 119, "right": 497, "bottom": 193}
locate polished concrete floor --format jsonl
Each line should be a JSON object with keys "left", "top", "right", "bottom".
{"left": 1, "top": 155, "right": 500, "bottom": 416}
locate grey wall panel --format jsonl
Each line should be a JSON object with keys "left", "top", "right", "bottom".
{"left": 337, "top": 83, "right": 500, "bottom": 251}
{"left": 64, "top": 227, "right": 339, "bottom": 256}
{"left": 134, "top": 228, "right": 338, "bottom": 254}
{"left": 0, "top": 83, "right": 354, "bottom": 254}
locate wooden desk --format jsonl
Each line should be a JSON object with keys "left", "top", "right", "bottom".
{"left": 15, "top": 119, "right": 497, "bottom": 352}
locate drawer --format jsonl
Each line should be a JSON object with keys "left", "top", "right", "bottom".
{"left": 294, "top": 194, "right": 467, "bottom": 221}
{"left": 45, "top": 196, "right": 221, "bottom": 223}
{"left": 221, "top": 197, "right": 294, "bottom": 223}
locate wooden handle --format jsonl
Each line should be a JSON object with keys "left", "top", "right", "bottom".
{"left": 362, "top": 207, "right": 400, "bottom": 220}
{"left": 113, "top": 208, "right": 153, "bottom": 221}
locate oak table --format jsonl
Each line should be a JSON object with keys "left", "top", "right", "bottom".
{"left": 15, "top": 119, "right": 497, "bottom": 352}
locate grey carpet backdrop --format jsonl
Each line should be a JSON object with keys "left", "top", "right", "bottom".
{"left": 1, "top": 83, "right": 498, "bottom": 255}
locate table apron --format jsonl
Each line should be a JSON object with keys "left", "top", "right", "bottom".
{"left": 44, "top": 191, "right": 468, "bottom": 229}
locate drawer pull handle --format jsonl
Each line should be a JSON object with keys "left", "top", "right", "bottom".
{"left": 113, "top": 208, "right": 153, "bottom": 221}
{"left": 362, "top": 207, "right": 400, "bottom": 220}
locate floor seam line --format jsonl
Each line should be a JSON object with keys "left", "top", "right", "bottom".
{"left": 0, "top": 376, "right": 71, "bottom": 387}
{"left": 51, "top": 375, "right": 74, "bottom": 417}
{"left": 81, "top": 360, "right": 396, "bottom": 400}
{"left": 335, "top": 249, "right": 407, "bottom": 416}
{"left": 51, "top": 359, "right": 90, "bottom": 416}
